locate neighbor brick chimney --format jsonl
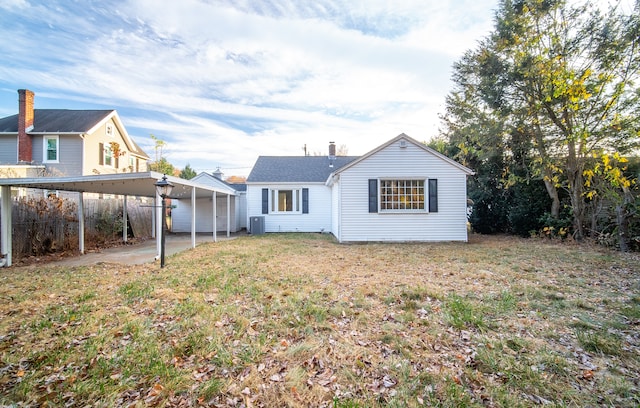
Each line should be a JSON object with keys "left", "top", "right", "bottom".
{"left": 18, "top": 89, "right": 34, "bottom": 162}
{"left": 329, "top": 141, "right": 336, "bottom": 158}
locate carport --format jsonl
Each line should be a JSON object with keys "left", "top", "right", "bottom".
{"left": 0, "top": 171, "right": 236, "bottom": 267}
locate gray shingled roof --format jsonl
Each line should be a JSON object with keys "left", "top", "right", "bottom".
{"left": 0, "top": 109, "right": 148, "bottom": 158}
{"left": 247, "top": 156, "right": 359, "bottom": 183}
{"left": 0, "top": 109, "right": 113, "bottom": 133}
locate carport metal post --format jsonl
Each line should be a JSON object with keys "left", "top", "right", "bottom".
{"left": 227, "top": 194, "right": 231, "bottom": 237}
{"left": 212, "top": 192, "right": 217, "bottom": 243}
{"left": 1, "top": 186, "right": 12, "bottom": 267}
{"left": 191, "top": 187, "right": 196, "bottom": 249}
{"left": 78, "top": 193, "right": 85, "bottom": 255}
{"left": 123, "top": 195, "right": 128, "bottom": 243}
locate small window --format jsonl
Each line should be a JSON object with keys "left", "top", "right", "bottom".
{"left": 106, "top": 123, "right": 114, "bottom": 137}
{"left": 43, "top": 136, "right": 59, "bottom": 163}
{"left": 380, "top": 179, "right": 425, "bottom": 211}
{"left": 271, "top": 189, "right": 301, "bottom": 213}
{"left": 104, "top": 145, "right": 113, "bottom": 167}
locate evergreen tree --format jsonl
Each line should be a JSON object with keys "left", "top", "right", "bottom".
{"left": 179, "top": 164, "right": 197, "bottom": 180}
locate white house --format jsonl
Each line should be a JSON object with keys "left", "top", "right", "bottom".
{"left": 246, "top": 134, "right": 474, "bottom": 242}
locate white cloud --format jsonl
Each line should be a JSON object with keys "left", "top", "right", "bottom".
{"left": 0, "top": 0, "right": 501, "bottom": 176}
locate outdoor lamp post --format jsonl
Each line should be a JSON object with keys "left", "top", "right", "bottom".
{"left": 154, "top": 174, "right": 174, "bottom": 267}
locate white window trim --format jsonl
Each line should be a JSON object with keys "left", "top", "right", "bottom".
{"left": 378, "top": 178, "right": 428, "bottom": 213}
{"left": 43, "top": 135, "right": 59, "bottom": 163}
{"left": 271, "top": 188, "right": 302, "bottom": 214}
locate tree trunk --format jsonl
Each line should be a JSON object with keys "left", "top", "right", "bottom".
{"left": 616, "top": 187, "right": 633, "bottom": 252}
{"left": 533, "top": 122, "right": 560, "bottom": 218}
{"left": 543, "top": 170, "right": 560, "bottom": 218}
{"left": 566, "top": 138, "right": 585, "bottom": 241}
{"left": 616, "top": 204, "right": 630, "bottom": 252}
{"left": 570, "top": 183, "right": 585, "bottom": 241}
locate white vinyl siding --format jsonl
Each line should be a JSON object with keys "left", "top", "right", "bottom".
{"left": 35, "top": 135, "right": 83, "bottom": 176}
{"left": 337, "top": 139, "right": 469, "bottom": 242}
{"left": 246, "top": 184, "right": 331, "bottom": 233}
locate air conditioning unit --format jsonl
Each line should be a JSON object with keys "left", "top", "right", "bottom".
{"left": 250, "top": 216, "right": 265, "bottom": 235}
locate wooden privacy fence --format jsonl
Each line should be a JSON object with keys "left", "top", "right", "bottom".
{"left": 0, "top": 196, "right": 153, "bottom": 260}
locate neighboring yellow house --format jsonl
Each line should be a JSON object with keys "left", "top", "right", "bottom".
{"left": 0, "top": 89, "right": 149, "bottom": 185}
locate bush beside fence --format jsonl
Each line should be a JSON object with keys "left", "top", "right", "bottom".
{"left": 1, "top": 196, "right": 153, "bottom": 261}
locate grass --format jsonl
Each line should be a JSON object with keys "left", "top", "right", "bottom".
{"left": 1, "top": 233, "right": 639, "bottom": 407}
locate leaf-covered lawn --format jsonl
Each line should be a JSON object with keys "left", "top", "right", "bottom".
{"left": 1, "top": 234, "right": 639, "bottom": 407}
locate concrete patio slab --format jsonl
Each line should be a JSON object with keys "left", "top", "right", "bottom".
{"left": 48, "top": 233, "right": 239, "bottom": 267}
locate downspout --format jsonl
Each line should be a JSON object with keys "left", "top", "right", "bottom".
{"left": 79, "top": 133, "right": 86, "bottom": 175}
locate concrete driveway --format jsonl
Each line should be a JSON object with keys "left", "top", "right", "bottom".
{"left": 49, "top": 233, "right": 238, "bottom": 267}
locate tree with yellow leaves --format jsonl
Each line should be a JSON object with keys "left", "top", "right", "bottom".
{"left": 441, "top": 0, "right": 640, "bottom": 243}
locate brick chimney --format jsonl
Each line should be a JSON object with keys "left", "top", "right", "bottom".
{"left": 329, "top": 141, "right": 336, "bottom": 158}
{"left": 328, "top": 141, "right": 336, "bottom": 168}
{"left": 18, "top": 89, "right": 34, "bottom": 162}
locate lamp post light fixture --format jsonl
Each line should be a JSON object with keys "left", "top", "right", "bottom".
{"left": 154, "top": 174, "right": 174, "bottom": 267}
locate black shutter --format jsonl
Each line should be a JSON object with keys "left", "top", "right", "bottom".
{"left": 428, "top": 179, "right": 438, "bottom": 212}
{"left": 302, "top": 188, "right": 309, "bottom": 214}
{"left": 261, "top": 188, "right": 269, "bottom": 214}
{"left": 368, "top": 179, "right": 378, "bottom": 213}
{"left": 115, "top": 156, "right": 119, "bottom": 169}
{"left": 99, "top": 143, "right": 104, "bottom": 165}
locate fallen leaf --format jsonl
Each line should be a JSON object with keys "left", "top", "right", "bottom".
{"left": 148, "top": 383, "right": 164, "bottom": 397}
{"left": 270, "top": 374, "right": 282, "bottom": 382}
{"left": 382, "top": 375, "right": 396, "bottom": 388}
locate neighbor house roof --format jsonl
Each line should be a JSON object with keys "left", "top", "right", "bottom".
{"left": 0, "top": 109, "right": 112, "bottom": 133}
{"left": 0, "top": 109, "right": 149, "bottom": 159}
{"left": 247, "top": 156, "right": 359, "bottom": 183}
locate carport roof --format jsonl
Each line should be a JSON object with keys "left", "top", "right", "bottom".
{"left": 0, "top": 171, "right": 237, "bottom": 199}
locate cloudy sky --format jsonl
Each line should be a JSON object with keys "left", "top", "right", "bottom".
{"left": 0, "top": 0, "right": 500, "bottom": 177}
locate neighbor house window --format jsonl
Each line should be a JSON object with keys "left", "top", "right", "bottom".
{"left": 43, "top": 136, "right": 59, "bottom": 163}
{"left": 272, "top": 189, "right": 300, "bottom": 213}
{"left": 104, "top": 145, "right": 113, "bottom": 167}
{"left": 379, "top": 179, "right": 425, "bottom": 211}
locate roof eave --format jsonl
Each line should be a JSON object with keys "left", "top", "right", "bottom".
{"left": 246, "top": 181, "right": 327, "bottom": 185}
